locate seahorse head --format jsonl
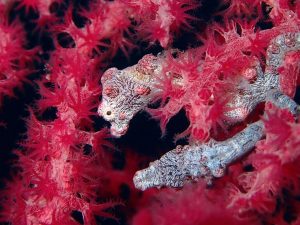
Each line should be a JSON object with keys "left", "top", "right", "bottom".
{"left": 98, "top": 67, "right": 154, "bottom": 137}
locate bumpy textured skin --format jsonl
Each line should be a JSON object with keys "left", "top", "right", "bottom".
{"left": 98, "top": 54, "right": 164, "bottom": 136}
{"left": 98, "top": 32, "right": 300, "bottom": 190}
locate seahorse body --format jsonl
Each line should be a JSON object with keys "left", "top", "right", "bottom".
{"left": 99, "top": 32, "right": 300, "bottom": 137}
{"left": 98, "top": 32, "right": 300, "bottom": 190}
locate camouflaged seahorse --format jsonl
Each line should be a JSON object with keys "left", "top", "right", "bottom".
{"left": 98, "top": 54, "right": 162, "bottom": 136}
{"left": 97, "top": 32, "right": 300, "bottom": 190}
{"left": 98, "top": 32, "right": 300, "bottom": 137}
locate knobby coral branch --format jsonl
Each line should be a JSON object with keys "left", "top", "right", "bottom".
{"left": 133, "top": 90, "right": 299, "bottom": 190}
{"left": 133, "top": 120, "right": 264, "bottom": 190}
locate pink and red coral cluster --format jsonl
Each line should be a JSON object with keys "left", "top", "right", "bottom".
{"left": 0, "top": 1, "right": 36, "bottom": 106}
{"left": 0, "top": 0, "right": 300, "bottom": 225}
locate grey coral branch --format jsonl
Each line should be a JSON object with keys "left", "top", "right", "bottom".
{"left": 133, "top": 120, "right": 265, "bottom": 190}
{"left": 133, "top": 91, "right": 299, "bottom": 190}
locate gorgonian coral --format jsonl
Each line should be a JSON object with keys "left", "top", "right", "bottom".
{"left": 0, "top": 0, "right": 300, "bottom": 225}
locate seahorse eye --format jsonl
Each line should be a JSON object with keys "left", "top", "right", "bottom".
{"left": 100, "top": 105, "right": 115, "bottom": 121}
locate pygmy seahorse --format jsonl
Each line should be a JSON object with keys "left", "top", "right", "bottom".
{"left": 98, "top": 33, "right": 300, "bottom": 136}
{"left": 98, "top": 32, "right": 300, "bottom": 190}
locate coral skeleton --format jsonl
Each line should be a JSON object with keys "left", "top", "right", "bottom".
{"left": 99, "top": 32, "right": 300, "bottom": 190}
